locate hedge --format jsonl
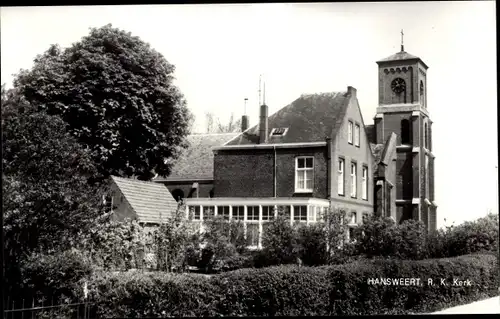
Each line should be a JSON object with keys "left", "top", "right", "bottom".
{"left": 86, "top": 253, "right": 499, "bottom": 316}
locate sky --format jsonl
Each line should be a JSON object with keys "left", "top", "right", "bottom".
{"left": 1, "top": 2, "right": 497, "bottom": 229}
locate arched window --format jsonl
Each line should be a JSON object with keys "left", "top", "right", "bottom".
{"left": 401, "top": 119, "right": 411, "bottom": 144}
{"left": 171, "top": 189, "right": 185, "bottom": 202}
{"left": 420, "top": 80, "right": 425, "bottom": 108}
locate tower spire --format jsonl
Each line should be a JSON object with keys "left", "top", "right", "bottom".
{"left": 401, "top": 29, "right": 404, "bottom": 52}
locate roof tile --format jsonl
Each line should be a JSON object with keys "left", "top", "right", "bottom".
{"left": 111, "top": 176, "right": 179, "bottom": 224}
{"left": 156, "top": 133, "right": 239, "bottom": 181}
{"left": 226, "top": 92, "right": 350, "bottom": 146}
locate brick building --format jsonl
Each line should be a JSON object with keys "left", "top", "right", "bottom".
{"left": 152, "top": 46, "right": 437, "bottom": 247}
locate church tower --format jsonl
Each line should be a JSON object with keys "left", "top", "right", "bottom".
{"left": 373, "top": 32, "right": 437, "bottom": 231}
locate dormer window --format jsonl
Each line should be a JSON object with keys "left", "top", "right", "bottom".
{"left": 270, "top": 127, "right": 288, "bottom": 136}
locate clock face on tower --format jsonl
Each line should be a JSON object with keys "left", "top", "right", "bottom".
{"left": 391, "top": 78, "right": 406, "bottom": 94}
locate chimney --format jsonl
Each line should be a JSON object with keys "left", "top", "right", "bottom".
{"left": 241, "top": 115, "right": 249, "bottom": 132}
{"left": 241, "top": 97, "right": 249, "bottom": 132}
{"left": 259, "top": 103, "right": 268, "bottom": 144}
{"left": 347, "top": 86, "right": 357, "bottom": 98}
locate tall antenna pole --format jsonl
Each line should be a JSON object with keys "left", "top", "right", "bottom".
{"left": 244, "top": 98, "right": 248, "bottom": 115}
{"left": 263, "top": 79, "right": 266, "bottom": 105}
{"left": 258, "top": 74, "right": 262, "bottom": 105}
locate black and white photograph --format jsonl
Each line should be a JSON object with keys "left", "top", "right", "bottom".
{"left": 1, "top": 1, "right": 498, "bottom": 317}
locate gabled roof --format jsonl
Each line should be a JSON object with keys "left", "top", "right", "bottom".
{"left": 379, "top": 132, "right": 398, "bottom": 165}
{"left": 155, "top": 133, "right": 239, "bottom": 181}
{"left": 111, "top": 175, "right": 178, "bottom": 224}
{"left": 376, "top": 50, "right": 428, "bottom": 69}
{"left": 225, "top": 91, "right": 351, "bottom": 146}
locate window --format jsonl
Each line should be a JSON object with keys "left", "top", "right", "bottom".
{"left": 217, "top": 206, "right": 230, "bottom": 220}
{"left": 354, "top": 124, "right": 360, "bottom": 147}
{"left": 262, "top": 206, "right": 275, "bottom": 221}
{"left": 424, "top": 122, "right": 428, "bottom": 149}
{"left": 246, "top": 224, "right": 259, "bottom": 247}
{"left": 295, "top": 156, "right": 314, "bottom": 192}
{"left": 270, "top": 127, "right": 288, "bottom": 136}
{"left": 293, "top": 206, "right": 308, "bottom": 222}
{"left": 425, "top": 155, "right": 429, "bottom": 198}
{"left": 338, "top": 158, "right": 345, "bottom": 196}
{"left": 203, "top": 206, "right": 215, "bottom": 219}
{"left": 247, "top": 206, "right": 259, "bottom": 221}
{"left": 362, "top": 166, "right": 368, "bottom": 200}
{"left": 350, "top": 212, "right": 357, "bottom": 224}
{"left": 401, "top": 119, "right": 411, "bottom": 144}
{"left": 232, "top": 206, "right": 244, "bottom": 220}
{"left": 191, "top": 206, "right": 201, "bottom": 220}
{"left": 350, "top": 162, "right": 357, "bottom": 198}
{"left": 348, "top": 121, "right": 353, "bottom": 144}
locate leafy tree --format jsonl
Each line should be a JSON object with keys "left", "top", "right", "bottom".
{"left": 205, "top": 111, "right": 241, "bottom": 133}
{"left": 13, "top": 24, "right": 193, "bottom": 181}
{"left": 2, "top": 87, "right": 107, "bottom": 296}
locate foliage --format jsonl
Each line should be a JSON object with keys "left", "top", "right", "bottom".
{"left": 87, "top": 271, "right": 220, "bottom": 318}
{"left": 295, "top": 223, "right": 329, "bottom": 266}
{"left": 258, "top": 210, "right": 300, "bottom": 267}
{"left": 85, "top": 254, "right": 499, "bottom": 316}
{"left": 13, "top": 24, "right": 193, "bottom": 180}
{"left": 19, "top": 249, "right": 93, "bottom": 304}
{"left": 153, "top": 203, "right": 200, "bottom": 272}
{"left": 2, "top": 86, "right": 106, "bottom": 296}
{"left": 81, "top": 218, "right": 153, "bottom": 271}
{"left": 355, "top": 215, "right": 427, "bottom": 260}
{"left": 205, "top": 111, "right": 241, "bottom": 133}
{"left": 194, "top": 215, "right": 247, "bottom": 273}
{"left": 426, "top": 213, "right": 499, "bottom": 258}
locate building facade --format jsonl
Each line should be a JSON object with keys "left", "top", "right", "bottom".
{"left": 150, "top": 46, "right": 437, "bottom": 248}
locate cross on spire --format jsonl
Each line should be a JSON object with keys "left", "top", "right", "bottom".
{"left": 401, "top": 29, "right": 404, "bottom": 52}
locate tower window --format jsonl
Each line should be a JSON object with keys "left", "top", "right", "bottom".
{"left": 401, "top": 119, "right": 411, "bottom": 144}
{"left": 420, "top": 80, "right": 425, "bottom": 108}
{"left": 424, "top": 122, "right": 428, "bottom": 149}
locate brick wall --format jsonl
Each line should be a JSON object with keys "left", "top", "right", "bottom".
{"left": 213, "top": 147, "right": 328, "bottom": 198}
{"left": 214, "top": 148, "right": 274, "bottom": 197}
{"left": 396, "top": 151, "right": 413, "bottom": 200}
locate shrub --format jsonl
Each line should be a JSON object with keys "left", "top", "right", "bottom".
{"left": 330, "top": 253, "right": 499, "bottom": 315}
{"left": 213, "top": 265, "right": 332, "bottom": 316}
{"left": 195, "top": 216, "right": 248, "bottom": 273}
{"left": 88, "top": 271, "right": 221, "bottom": 318}
{"left": 356, "top": 216, "right": 427, "bottom": 260}
{"left": 260, "top": 213, "right": 300, "bottom": 266}
{"left": 296, "top": 223, "right": 329, "bottom": 266}
{"left": 427, "top": 213, "right": 499, "bottom": 258}
{"left": 85, "top": 253, "right": 499, "bottom": 316}
{"left": 20, "top": 248, "right": 93, "bottom": 303}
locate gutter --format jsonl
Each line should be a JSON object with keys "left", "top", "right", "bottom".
{"left": 213, "top": 141, "right": 327, "bottom": 151}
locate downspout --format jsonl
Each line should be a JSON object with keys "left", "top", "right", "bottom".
{"left": 273, "top": 145, "right": 277, "bottom": 198}
{"left": 326, "top": 137, "right": 332, "bottom": 200}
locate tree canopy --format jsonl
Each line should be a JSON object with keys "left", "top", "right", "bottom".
{"left": 14, "top": 24, "right": 193, "bottom": 180}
